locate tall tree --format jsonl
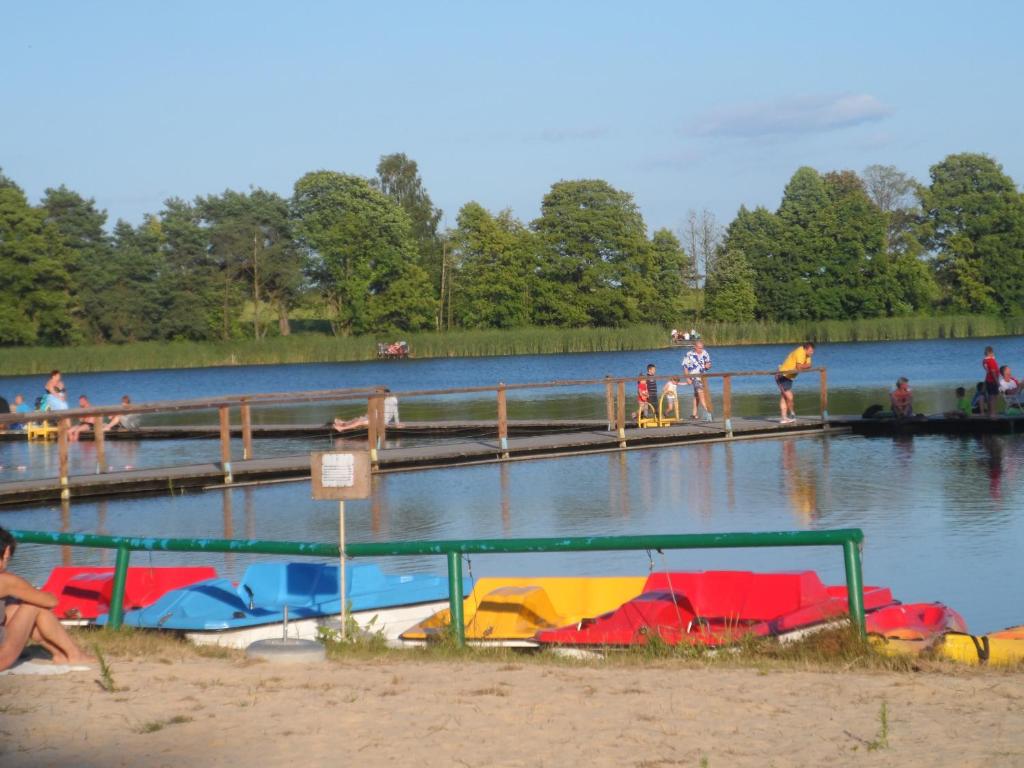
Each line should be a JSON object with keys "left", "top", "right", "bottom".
{"left": 719, "top": 205, "right": 781, "bottom": 320}
{"left": 373, "top": 153, "right": 443, "bottom": 303}
{"left": 41, "top": 185, "right": 111, "bottom": 342}
{"left": 292, "top": 171, "right": 435, "bottom": 334}
{"left": 532, "top": 179, "right": 650, "bottom": 327}
{"left": 645, "top": 228, "right": 693, "bottom": 326}
{"left": 920, "top": 153, "right": 1024, "bottom": 314}
{"left": 0, "top": 178, "right": 75, "bottom": 344}
{"left": 451, "top": 203, "right": 535, "bottom": 328}
{"left": 157, "top": 198, "right": 221, "bottom": 340}
{"left": 704, "top": 247, "right": 756, "bottom": 321}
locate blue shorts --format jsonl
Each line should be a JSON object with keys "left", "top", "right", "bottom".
{"left": 775, "top": 374, "right": 794, "bottom": 393}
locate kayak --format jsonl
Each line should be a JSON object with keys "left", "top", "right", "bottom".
{"left": 42, "top": 566, "right": 218, "bottom": 622}
{"left": 936, "top": 625, "right": 1024, "bottom": 666}
{"left": 400, "top": 577, "right": 648, "bottom": 646}
{"left": 866, "top": 603, "right": 968, "bottom": 655}
{"left": 535, "top": 571, "right": 895, "bottom": 647}
{"left": 96, "top": 561, "right": 462, "bottom": 648}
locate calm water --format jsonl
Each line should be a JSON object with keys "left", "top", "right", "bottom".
{"left": 2, "top": 335, "right": 1023, "bottom": 480}
{"left": 2, "top": 337, "right": 1023, "bottom": 632}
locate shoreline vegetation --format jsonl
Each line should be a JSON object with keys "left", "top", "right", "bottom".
{"left": 1, "top": 315, "right": 1021, "bottom": 376}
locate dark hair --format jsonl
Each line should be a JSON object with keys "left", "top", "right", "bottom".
{"left": 955, "top": 387, "right": 966, "bottom": 397}
{"left": 646, "top": 363, "right": 656, "bottom": 370}
{"left": 803, "top": 342, "right": 815, "bottom": 350}
{"left": 0, "top": 527, "right": 15, "bottom": 560}
{"left": 999, "top": 365, "right": 1009, "bottom": 376}
{"left": 984, "top": 346, "right": 994, "bottom": 355}
{"left": 49, "top": 369, "right": 60, "bottom": 377}
{"left": 896, "top": 377, "right": 909, "bottom": 387}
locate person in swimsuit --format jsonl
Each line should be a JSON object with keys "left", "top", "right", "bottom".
{"left": 0, "top": 527, "right": 93, "bottom": 670}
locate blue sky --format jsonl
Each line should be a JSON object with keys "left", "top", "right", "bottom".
{"left": 3, "top": 1, "right": 1022, "bottom": 235}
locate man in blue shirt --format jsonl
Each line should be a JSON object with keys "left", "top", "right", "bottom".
{"left": 682, "top": 341, "right": 713, "bottom": 421}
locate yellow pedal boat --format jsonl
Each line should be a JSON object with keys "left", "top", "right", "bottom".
{"left": 400, "top": 577, "right": 647, "bottom": 646}
{"left": 936, "top": 626, "right": 1024, "bottom": 666}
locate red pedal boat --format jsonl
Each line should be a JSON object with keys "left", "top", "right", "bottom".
{"left": 535, "top": 570, "right": 895, "bottom": 647}
{"left": 866, "top": 603, "right": 968, "bottom": 654}
{"left": 42, "top": 566, "right": 218, "bottom": 621}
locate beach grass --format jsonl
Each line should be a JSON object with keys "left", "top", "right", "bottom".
{"left": 1, "top": 315, "right": 1021, "bottom": 376}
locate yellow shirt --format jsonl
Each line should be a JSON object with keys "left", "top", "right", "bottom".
{"left": 778, "top": 346, "right": 810, "bottom": 379}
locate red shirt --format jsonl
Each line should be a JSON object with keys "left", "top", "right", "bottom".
{"left": 983, "top": 356, "right": 999, "bottom": 384}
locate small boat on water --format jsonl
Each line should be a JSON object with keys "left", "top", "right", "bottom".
{"left": 400, "top": 576, "right": 648, "bottom": 646}
{"left": 42, "top": 566, "right": 218, "bottom": 623}
{"left": 535, "top": 570, "right": 896, "bottom": 647}
{"left": 96, "top": 561, "right": 460, "bottom": 648}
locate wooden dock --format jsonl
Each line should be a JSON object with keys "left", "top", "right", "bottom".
{"left": 0, "top": 416, "right": 839, "bottom": 507}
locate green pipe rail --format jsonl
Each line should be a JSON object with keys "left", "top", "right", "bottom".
{"left": 11, "top": 527, "right": 866, "bottom": 644}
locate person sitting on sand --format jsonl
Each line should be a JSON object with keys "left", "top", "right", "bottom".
{"left": 0, "top": 527, "right": 93, "bottom": 670}
{"left": 104, "top": 395, "right": 140, "bottom": 432}
{"left": 67, "top": 395, "right": 99, "bottom": 441}
{"left": 890, "top": 377, "right": 913, "bottom": 418}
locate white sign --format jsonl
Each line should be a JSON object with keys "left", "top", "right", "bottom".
{"left": 322, "top": 453, "right": 356, "bottom": 488}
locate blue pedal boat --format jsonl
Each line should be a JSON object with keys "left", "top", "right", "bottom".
{"left": 96, "top": 561, "right": 462, "bottom": 648}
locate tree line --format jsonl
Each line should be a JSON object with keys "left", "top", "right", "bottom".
{"left": 1, "top": 151, "right": 1021, "bottom": 346}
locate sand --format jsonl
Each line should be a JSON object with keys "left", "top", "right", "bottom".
{"left": 1, "top": 656, "right": 1022, "bottom": 767}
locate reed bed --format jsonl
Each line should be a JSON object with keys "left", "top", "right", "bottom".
{"left": 0, "top": 316, "right": 1020, "bottom": 375}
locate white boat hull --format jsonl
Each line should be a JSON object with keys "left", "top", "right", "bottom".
{"left": 184, "top": 600, "right": 451, "bottom": 649}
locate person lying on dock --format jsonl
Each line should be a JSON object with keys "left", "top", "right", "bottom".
{"left": 103, "top": 395, "right": 140, "bottom": 432}
{"left": 332, "top": 415, "right": 370, "bottom": 432}
{"left": 889, "top": 377, "right": 913, "bottom": 418}
{"left": 67, "top": 395, "right": 98, "bottom": 441}
{"left": 332, "top": 392, "right": 401, "bottom": 433}
{"left": 0, "top": 527, "right": 94, "bottom": 671}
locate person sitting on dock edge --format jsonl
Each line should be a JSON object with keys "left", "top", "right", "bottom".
{"left": 890, "top": 377, "right": 913, "bottom": 419}
{"left": 775, "top": 342, "right": 814, "bottom": 424}
{"left": 67, "top": 395, "right": 99, "bottom": 441}
{"left": 104, "top": 395, "right": 140, "bottom": 432}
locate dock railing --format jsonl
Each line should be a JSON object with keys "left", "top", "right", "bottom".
{"left": 10, "top": 526, "right": 865, "bottom": 644}
{"left": 0, "top": 368, "right": 827, "bottom": 493}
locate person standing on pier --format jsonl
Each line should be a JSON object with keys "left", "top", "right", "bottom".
{"left": 982, "top": 347, "right": 1000, "bottom": 419}
{"left": 682, "top": 340, "right": 713, "bottom": 421}
{"left": 775, "top": 342, "right": 815, "bottom": 424}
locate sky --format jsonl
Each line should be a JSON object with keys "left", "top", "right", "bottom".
{"left": 3, "top": 0, "right": 1022, "bottom": 236}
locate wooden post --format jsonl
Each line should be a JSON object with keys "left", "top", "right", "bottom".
{"left": 240, "top": 400, "right": 253, "bottom": 460}
{"left": 57, "top": 417, "right": 70, "bottom": 500}
{"left": 94, "top": 416, "right": 106, "bottom": 474}
{"left": 219, "top": 406, "right": 233, "bottom": 484}
{"left": 497, "top": 384, "right": 509, "bottom": 458}
{"left": 722, "top": 374, "right": 733, "bottom": 437}
{"left": 605, "top": 376, "right": 615, "bottom": 431}
{"left": 819, "top": 368, "right": 829, "bottom": 422}
{"left": 367, "top": 395, "right": 380, "bottom": 467}
{"left": 616, "top": 380, "right": 626, "bottom": 448}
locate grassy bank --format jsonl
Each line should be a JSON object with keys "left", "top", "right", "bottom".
{"left": 0, "top": 316, "right": 1020, "bottom": 376}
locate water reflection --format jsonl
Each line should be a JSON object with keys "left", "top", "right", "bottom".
{"left": 7, "top": 432, "right": 1024, "bottom": 632}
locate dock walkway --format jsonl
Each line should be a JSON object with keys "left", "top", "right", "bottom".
{"left": 0, "top": 416, "right": 837, "bottom": 506}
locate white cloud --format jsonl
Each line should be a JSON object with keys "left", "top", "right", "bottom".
{"left": 692, "top": 93, "right": 892, "bottom": 139}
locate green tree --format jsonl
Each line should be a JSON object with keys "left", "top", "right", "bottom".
{"left": 98, "top": 217, "right": 167, "bottom": 342}
{"left": 704, "top": 247, "right": 756, "bottom": 321}
{"left": 292, "top": 171, "right": 435, "bottom": 334}
{"left": 0, "top": 177, "right": 75, "bottom": 344}
{"left": 645, "top": 228, "right": 693, "bottom": 326}
{"left": 920, "top": 153, "right": 1024, "bottom": 314}
{"left": 157, "top": 198, "right": 222, "bottom": 341}
{"left": 41, "top": 185, "right": 111, "bottom": 342}
{"left": 451, "top": 202, "right": 535, "bottom": 328}
{"left": 532, "top": 179, "right": 650, "bottom": 326}
{"left": 373, "top": 153, "right": 443, "bottom": 303}
{"left": 720, "top": 205, "right": 782, "bottom": 320}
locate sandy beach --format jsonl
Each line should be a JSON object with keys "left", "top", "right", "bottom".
{"left": 2, "top": 654, "right": 1022, "bottom": 768}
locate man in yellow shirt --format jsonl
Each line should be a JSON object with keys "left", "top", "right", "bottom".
{"left": 775, "top": 342, "right": 815, "bottom": 424}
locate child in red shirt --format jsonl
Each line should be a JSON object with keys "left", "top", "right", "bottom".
{"left": 982, "top": 346, "right": 999, "bottom": 419}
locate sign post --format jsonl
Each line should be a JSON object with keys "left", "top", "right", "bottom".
{"left": 311, "top": 451, "right": 371, "bottom": 639}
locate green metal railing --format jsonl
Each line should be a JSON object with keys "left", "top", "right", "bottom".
{"left": 12, "top": 527, "right": 866, "bottom": 644}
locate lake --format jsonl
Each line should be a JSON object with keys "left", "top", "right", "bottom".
{"left": 1, "top": 336, "right": 1023, "bottom": 633}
